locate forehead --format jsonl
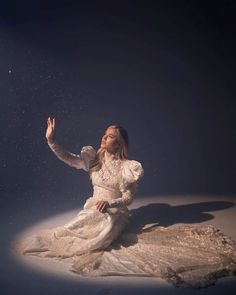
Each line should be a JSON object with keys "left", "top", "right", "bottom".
{"left": 105, "top": 127, "right": 118, "bottom": 136}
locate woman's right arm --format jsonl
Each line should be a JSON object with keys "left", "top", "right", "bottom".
{"left": 45, "top": 117, "right": 95, "bottom": 170}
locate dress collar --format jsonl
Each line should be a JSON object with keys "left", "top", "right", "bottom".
{"left": 104, "top": 150, "right": 119, "bottom": 162}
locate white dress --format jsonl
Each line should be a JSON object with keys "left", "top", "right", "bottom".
{"left": 15, "top": 142, "right": 144, "bottom": 257}
{"left": 13, "top": 143, "right": 236, "bottom": 288}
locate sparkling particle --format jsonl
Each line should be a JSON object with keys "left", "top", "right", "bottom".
{"left": 8, "top": 69, "right": 12, "bottom": 74}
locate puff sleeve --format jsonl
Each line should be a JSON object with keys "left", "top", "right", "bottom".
{"left": 108, "top": 160, "right": 144, "bottom": 208}
{"left": 48, "top": 141, "right": 97, "bottom": 171}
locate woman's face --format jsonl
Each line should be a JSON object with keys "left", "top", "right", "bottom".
{"left": 100, "top": 127, "right": 120, "bottom": 153}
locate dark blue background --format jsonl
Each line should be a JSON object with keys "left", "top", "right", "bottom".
{"left": 0, "top": 1, "right": 236, "bottom": 294}
{"left": 1, "top": 0, "right": 235, "bottom": 217}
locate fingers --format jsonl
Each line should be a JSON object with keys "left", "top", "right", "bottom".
{"left": 100, "top": 202, "right": 107, "bottom": 212}
{"left": 96, "top": 201, "right": 102, "bottom": 211}
{"left": 46, "top": 117, "right": 56, "bottom": 141}
{"left": 47, "top": 117, "right": 56, "bottom": 128}
{"left": 96, "top": 201, "right": 108, "bottom": 213}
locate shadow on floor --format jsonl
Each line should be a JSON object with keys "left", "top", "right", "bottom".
{"left": 126, "top": 201, "right": 235, "bottom": 234}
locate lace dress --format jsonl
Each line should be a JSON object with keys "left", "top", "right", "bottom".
{"left": 13, "top": 143, "right": 236, "bottom": 288}
{"left": 14, "top": 142, "right": 144, "bottom": 257}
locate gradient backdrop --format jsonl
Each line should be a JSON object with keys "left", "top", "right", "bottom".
{"left": 0, "top": 1, "right": 236, "bottom": 293}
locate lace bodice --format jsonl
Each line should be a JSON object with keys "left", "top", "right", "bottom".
{"left": 48, "top": 141, "right": 144, "bottom": 207}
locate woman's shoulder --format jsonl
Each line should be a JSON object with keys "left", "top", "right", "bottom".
{"left": 80, "top": 146, "right": 97, "bottom": 159}
{"left": 121, "top": 159, "right": 144, "bottom": 184}
{"left": 79, "top": 146, "right": 97, "bottom": 171}
{"left": 81, "top": 145, "right": 96, "bottom": 154}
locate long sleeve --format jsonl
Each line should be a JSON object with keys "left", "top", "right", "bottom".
{"left": 108, "top": 182, "right": 138, "bottom": 208}
{"left": 108, "top": 160, "right": 144, "bottom": 208}
{"left": 48, "top": 141, "right": 97, "bottom": 171}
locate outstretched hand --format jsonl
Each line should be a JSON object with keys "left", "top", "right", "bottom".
{"left": 46, "top": 117, "right": 56, "bottom": 143}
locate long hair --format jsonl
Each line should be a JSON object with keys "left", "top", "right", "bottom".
{"left": 89, "top": 125, "right": 129, "bottom": 172}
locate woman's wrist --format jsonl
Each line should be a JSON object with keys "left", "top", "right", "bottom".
{"left": 47, "top": 137, "right": 55, "bottom": 145}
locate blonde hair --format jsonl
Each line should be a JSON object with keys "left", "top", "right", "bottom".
{"left": 89, "top": 125, "right": 128, "bottom": 172}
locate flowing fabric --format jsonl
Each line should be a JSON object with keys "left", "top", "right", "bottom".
{"left": 70, "top": 224, "right": 236, "bottom": 288}
{"left": 14, "top": 143, "right": 143, "bottom": 259}
{"left": 13, "top": 143, "right": 236, "bottom": 288}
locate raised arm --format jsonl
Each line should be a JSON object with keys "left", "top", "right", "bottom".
{"left": 45, "top": 117, "right": 96, "bottom": 171}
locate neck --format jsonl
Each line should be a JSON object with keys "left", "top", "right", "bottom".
{"left": 105, "top": 149, "right": 119, "bottom": 160}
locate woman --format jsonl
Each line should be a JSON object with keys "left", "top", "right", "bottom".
{"left": 14, "top": 118, "right": 236, "bottom": 288}
{"left": 16, "top": 117, "right": 144, "bottom": 258}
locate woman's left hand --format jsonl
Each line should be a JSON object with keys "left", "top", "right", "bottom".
{"left": 96, "top": 201, "right": 109, "bottom": 213}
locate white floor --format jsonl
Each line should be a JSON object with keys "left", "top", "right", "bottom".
{"left": 8, "top": 195, "right": 236, "bottom": 294}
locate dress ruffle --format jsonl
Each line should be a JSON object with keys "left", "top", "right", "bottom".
{"left": 121, "top": 160, "right": 144, "bottom": 185}
{"left": 80, "top": 146, "right": 97, "bottom": 171}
